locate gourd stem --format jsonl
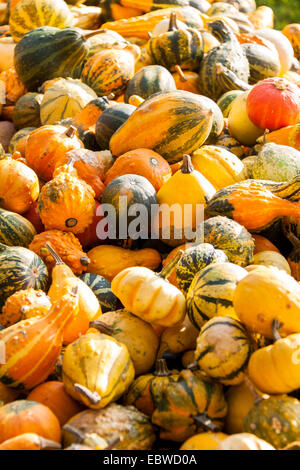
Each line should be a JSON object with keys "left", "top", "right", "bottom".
{"left": 175, "top": 65, "right": 187, "bottom": 82}
{"left": 45, "top": 242, "right": 64, "bottom": 265}
{"left": 243, "top": 375, "right": 264, "bottom": 403}
{"left": 263, "top": 129, "right": 270, "bottom": 145}
{"left": 80, "top": 256, "right": 90, "bottom": 266}
{"left": 186, "top": 361, "right": 198, "bottom": 371}
{"left": 62, "top": 425, "right": 86, "bottom": 443}
{"left": 168, "top": 12, "right": 178, "bottom": 32}
{"left": 153, "top": 358, "right": 172, "bottom": 377}
{"left": 159, "top": 250, "right": 184, "bottom": 280}
{"left": 81, "top": 29, "right": 109, "bottom": 41}
{"left": 191, "top": 413, "right": 220, "bottom": 432}
{"left": 181, "top": 154, "right": 194, "bottom": 174}
{"left": 104, "top": 436, "right": 121, "bottom": 450}
{"left": 65, "top": 125, "right": 77, "bottom": 138}
{"left": 89, "top": 320, "right": 114, "bottom": 336}
{"left": 39, "top": 438, "right": 62, "bottom": 450}
{"left": 147, "top": 31, "right": 152, "bottom": 39}
{"left": 272, "top": 318, "right": 282, "bottom": 342}
{"left": 74, "top": 383, "right": 101, "bottom": 405}
{"left": 106, "top": 93, "right": 115, "bottom": 100}
{"left": 282, "top": 219, "right": 300, "bottom": 250}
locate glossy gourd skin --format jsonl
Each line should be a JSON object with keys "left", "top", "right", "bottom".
{"left": 79, "top": 273, "right": 121, "bottom": 313}
{"left": 241, "top": 43, "right": 280, "bottom": 84}
{"left": 0, "top": 288, "right": 51, "bottom": 327}
{"left": 95, "top": 103, "right": 136, "bottom": 150}
{"left": 124, "top": 64, "right": 176, "bottom": 102}
{"left": 0, "top": 208, "right": 36, "bottom": 248}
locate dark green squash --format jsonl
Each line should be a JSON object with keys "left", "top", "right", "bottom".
{"left": 0, "top": 243, "right": 49, "bottom": 309}
{"left": 0, "top": 208, "right": 37, "bottom": 248}
{"left": 241, "top": 43, "right": 281, "bottom": 85}
{"left": 79, "top": 272, "right": 121, "bottom": 313}
{"left": 95, "top": 103, "right": 136, "bottom": 150}
{"left": 8, "top": 128, "right": 36, "bottom": 155}
{"left": 124, "top": 65, "right": 176, "bottom": 103}
{"left": 12, "top": 93, "right": 43, "bottom": 130}
{"left": 176, "top": 243, "right": 228, "bottom": 293}
{"left": 198, "top": 19, "right": 250, "bottom": 100}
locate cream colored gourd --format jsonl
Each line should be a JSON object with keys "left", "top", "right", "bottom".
{"left": 217, "top": 433, "right": 275, "bottom": 450}
{"left": 252, "top": 251, "right": 291, "bottom": 274}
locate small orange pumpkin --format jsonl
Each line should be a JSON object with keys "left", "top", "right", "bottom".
{"left": 172, "top": 68, "right": 202, "bottom": 94}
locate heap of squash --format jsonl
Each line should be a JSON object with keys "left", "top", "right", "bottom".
{"left": 0, "top": 0, "right": 300, "bottom": 452}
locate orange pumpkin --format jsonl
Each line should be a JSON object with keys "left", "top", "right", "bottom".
{"left": 252, "top": 234, "right": 280, "bottom": 255}
{"left": 0, "top": 66, "right": 27, "bottom": 104}
{"left": 0, "top": 401, "right": 61, "bottom": 444}
{"left": 0, "top": 433, "right": 61, "bottom": 450}
{"left": 172, "top": 68, "right": 202, "bottom": 94}
{"left": 104, "top": 148, "right": 172, "bottom": 191}
{"left": 27, "top": 382, "right": 83, "bottom": 426}
{"left": 25, "top": 125, "right": 83, "bottom": 182}
{"left": 0, "top": 289, "right": 51, "bottom": 327}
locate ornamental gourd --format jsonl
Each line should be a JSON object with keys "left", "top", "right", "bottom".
{"left": 95, "top": 103, "right": 136, "bottom": 150}
{"left": 157, "top": 314, "right": 199, "bottom": 358}
{"left": 0, "top": 289, "right": 51, "bottom": 327}
{"left": 124, "top": 65, "right": 176, "bottom": 102}
{"left": 217, "top": 433, "right": 275, "bottom": 451}
{"left": 0, "top": 433, "right": 61, "bottom": 451}
{"left": 62, "top": 329, "right": 135, "bottom": 409}
{"left": 12, "top": 92, "right": 43, "bottom": 130}
{"left": 251, "top": 143, "right": 300, "bottom": 182}
{"left": 79, "top": 273, "right": 121, "bottom": 313}
{"left": 282, "top": 24, "right": 300, "bottom": 60}
{"left": 111, "top": 251, "right": 186, "bottom": 327}
{"left": 0, "top": 208, "right": 36, "bottom": 248}
{"left": 180, "top": 432, "right": 228, "bottom": 451}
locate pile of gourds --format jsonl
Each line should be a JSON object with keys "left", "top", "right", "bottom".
{"left": 0, "top": 0, "right": 300, "bottom": 451}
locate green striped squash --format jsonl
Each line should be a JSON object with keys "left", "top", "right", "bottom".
{"left": 12, "top": 93, "right": 43, "bottom": 130}
{"left": 241, "top": 43, "right": 281, "bottom": 85}
{"left": 215, "top": 130, "right": 249, "bottom": 160}
{"left": 95, "top": 103, "right": 136, "bottom": 150}
{"left": 195, "top": 316, "right": 252, "bottom": 385}
{"left": 186, "top": 262, "right": 248, "bottom": 329}
{"left": 85, "top": 30, "right": 128, "bottom": 60}
{"left": 79, "top": 272, "right": 121, "bottom": 313}
{"left": 176, "top": 243, "right": 228, "bottom": 293}
{"left": 197, "top": 216, "right": 254, "bottom": 267}
{"left": 124, "top": 65, "right": 176, "bottom": 103}
{"left": 8, "top": 128, "right": 36, "bottom": 154}
{"left": 0, "top": 208, "right": 36, "bottom": 248}
{"left": 0, "top": 244, "right": 48, "bottom": 309}
{"left": 9, "top": 0, "right": 74, "bottom": 42}
{"left": 40, "top": 78, "right": 97, "bottom": 125}
{"left": 14, "top": 27, "right": 90, "bottom": 91}
{"left": 217, "top": 90, "right": 244, "bottom": 118}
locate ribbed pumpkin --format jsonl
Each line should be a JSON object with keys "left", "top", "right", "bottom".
{"left": 29, "top": 230, "right": 90, "bottom": 275}
{"left": 25, "top": 125, "right": 83, "bottom": 182}
{"left": 37, "top": 164, "right": 95, "bottom": 234}
{"left": 195, "top": 316, "right": 252, "bottom": 386}
{"left": 246, "top": 78, "right": 300, "bottom": 132}
{"left": 90, "top": 309, "right": 159, "bottom": 376}
{"left": 0, "top": 157, "right": 39, "bottom": 214}
{"left": 0, "top": 289, "right": 51, "bottom": 327}
{"left": 0, "top": 244, "right": 48, "bottom": 310}
{"left": 40, "top": 79, "right": 97, "bottom": 126}
{"left": 0, "top": 288, "right": 78, "bottom": 389}
{"left": 123, "top": 358, "right": 179, "bottom": 415}
{"left": 196, "top": 216, "right": 254, "bottom": 267}
{"left": 124, "top": 64, "right": 176, "bottom": 102}
{"left": 0, "top": 208, "right": 36, "bottom": 248}
{"left": 95, "top": 103, "right": 136, "bottom": 150}
{"left": 176, "top": 243, "right": 228, "bottom": 293}
{"left": 12, "top": 92, "right": 43, "bottom": 130}
{"left": 81, "top": 45, "right": 140, "bottom": 98}
{"left": 152, "top": 369, "right": 227, "bottom": 442}
{"left": 79, "top": 273, "right": 121, "bottom": 313}
{"left": 282, "top": 24, "right": 300, "bottom": 60}
{"left": 186, "top": 262, "right": 248, "bottom": 329}
{"left": 9, "top": 0, "right": 73, "bottom": 42}
{"left": 109, "top": 90, "right": 216, "bottom": 164}
{"left": 62, "top": 329, "right": 135, "bottom": 409}
{"left": 205, "top": 180, "right": 300, "bottom": 232}
{"left": 147, "top": 12, "right": 204, "bottom": 71}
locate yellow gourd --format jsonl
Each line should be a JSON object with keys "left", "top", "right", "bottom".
{"left": 252, "top": 251, "right": 291, "bottom": 275}
{"left": 180, "top": 432, "right": 228, "bottom": 450}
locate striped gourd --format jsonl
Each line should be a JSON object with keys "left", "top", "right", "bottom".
{"left": 9, "top": 0, "right": 74, "bottom": 42}
{"left": 176, "top": 243, "right": 228, "bottom": 293}
{"left": 40, "top": 79, "right": 97, "bottom": 125}
{"left": 85, "top": 30, "right": 129, "bottom": 60}
{"left": 196, "top": 216, "right": 254, "bottom": 267}
{"left": 95, "top": 103, "right": 136, "bottom": 150}
{"left": 241, "top": 43, "right": 281, "bottom": 85}
{"left": 0, "top": 208, "right": 36, "bottom": 248}
{"left": 14, "top": 27, "right": 97, "bottom": 91}
{"left": 110, "top": 90, "right": 215, "bottom": 163}
{"left": 217, "top": 90, "right": 244, "bottom": 118}
{"left": 118, "top": 0, "right": 189, "bottom": 11}
{"left": 8, "top": 128, "right": 36, "bottom": 155}
{"left": 124, "top": 65, "right": 176, "bottom": 103}
{"left": 79, "top": 273, "right": 121, "bottom": 313}
{"left": 0, "top": 244, "right": 49, "bottom": 310}
{"left": 0, "top": 289, "right": 78, "bottom": 390}
{"left": 12, "top": 93, "right": 43, "bottom": 130}
{"left": 186, "top": 262, "right": 248, "bottom": 329}
{"left": 215, "top": 133, "right": 249, "bottom": 160}
{"left": 195, "top": 316, "right": 252, "bottom": 385}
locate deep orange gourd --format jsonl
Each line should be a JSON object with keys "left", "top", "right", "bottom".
{"left": 0, "top": 288, "right": 79, "bottom": 390}
{"left": 25, "top": 125, "right": 84, "bottom": 182}
{"left": 0, "top": 401, "right": 61, "bottom": 444}
{"left": 0, "top": 289, "right": 51, "bottom": 327}
{"left": 0, "top": 433, "right": 61, "bottom": 450}
{"left": 256, "top": 125, "right": 300, "bottom": 151}
{"left": 252, "top": 234, "right": 280, "bottom": 255}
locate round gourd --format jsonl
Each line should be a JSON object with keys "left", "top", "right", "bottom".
{"left": 0, "top": 244, "right": 49, "bottom": 309}
{"left": 243, "top": 395, "right": 300, "bottom": 449}
{"left": 85, "top": 30, "right": 129, "bottom": 60}
{"left": 176, "top": 243, "right": 228, "bottom": 293}
{"left": 151, "top": 17, "right": 187, "bottom": 36}
{"left": 79, "top": 273, "right": 121, "bottom": 313}
{"left": 95, "top": 103, "right": 136, "bottom": 150}
{"left": 8, "top": 127, "right": 36, "bottom": 156}
{"left": 186, "top": 262, "right": 248, "bottom": 329}
{"left": 241, "top": 43, "right": 281, "bottom": 84}
{"left": 194, "top": 316, "right": 252, "bottom": 385}
{"left": 12, "top": 93, "right": 43, "bottom": 130}
{"left": 252, "top": 251, "right": 291, "bottom": 275}
{"left": 124, "top": 65, "right": 176, "bottom": 103}
{"left": 252, "top": 143, "right": 300, "bottom": 182}
{"left": 217, "top": 90, "right": 244, "bottom": 118}
{"left": 40, "top": 79, "right": 97, "bottom": 125}
{"left": 0, "top": 208, "right": 36, "bottom": 248}
{"left": 228, "top": 91, "right": 264, "bottom": 147}
{"left": 9, "top": 0, "right": 73, "bottom": 42}
{"left": 217, "top": 433, "right": 275, "bottom": 450}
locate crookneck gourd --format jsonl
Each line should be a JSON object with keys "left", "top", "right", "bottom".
{"left": 62, "top": 329, "right": 135, "bottom": 409}
{"left": 151, "top": 369, "right": 227, "bottom": 442}
{"left": 198, "top": 19, "right": 250, "bottom": 100}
